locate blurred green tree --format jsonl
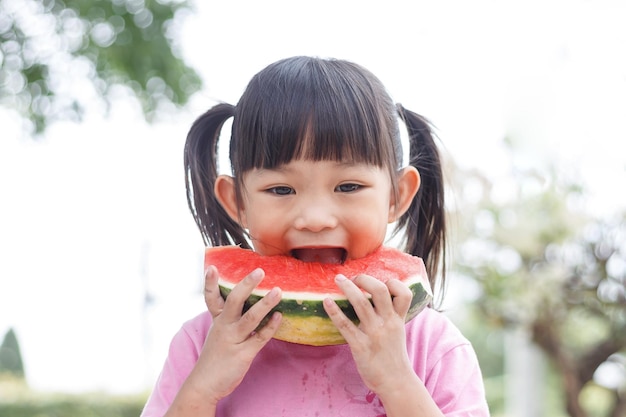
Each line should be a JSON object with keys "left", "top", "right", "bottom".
{"left": 449, "top": 151, "right": 626, "bottom": 417}
{"left": 0, "top": 328, "right": 25, "bottom": 378}
{"left": 0, "top": 0, "right": 201, "bottom": 134}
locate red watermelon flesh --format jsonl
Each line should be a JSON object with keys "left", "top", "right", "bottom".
{"left": 204, "top": 245, "right": 429, "bottom": 296}
{"left": 203, "top": 245, "right": 433, "bottom": 346}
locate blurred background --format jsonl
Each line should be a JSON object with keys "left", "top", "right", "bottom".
{"left": 1, "top": 0, "right": 625, "bottom": 416}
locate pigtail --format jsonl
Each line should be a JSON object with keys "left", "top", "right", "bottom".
{"left": 396, "top": 104, "right": 446, "bottom": 295}
{"left": 184, "top": 103, "right": 249, "bottom": 248}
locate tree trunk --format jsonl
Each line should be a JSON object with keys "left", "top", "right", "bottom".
{"left": 561, "top": 367, "right": 587, "bottom": 417}
{"left": 610, "top": 392, "right": 626, "bottom": 417}
{"left": 531, "top": 320, "right": 588, "bottom": 417}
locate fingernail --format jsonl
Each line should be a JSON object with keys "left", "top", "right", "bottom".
{"left": 249, "top": 268, "right": 264, "bottom": 280}
{"left": 335, "top": 274, "right": 347, "bottom": 282}
{"left": 268, "top": 287, "right": 281, "bottom": 298}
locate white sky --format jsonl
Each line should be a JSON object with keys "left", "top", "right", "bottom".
{"left": 1, "top": 0, "right": 625, "bottom": 394}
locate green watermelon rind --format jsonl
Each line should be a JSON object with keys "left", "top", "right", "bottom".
{"left": 218, "top": 275, "right": 432, "bottom": 345}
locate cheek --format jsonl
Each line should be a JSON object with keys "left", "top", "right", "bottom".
{"left": 244, "top": 208, "right": 286, "bottom": 238}
{"left": 345, "top": 206, "right": 389, "bottom": 236}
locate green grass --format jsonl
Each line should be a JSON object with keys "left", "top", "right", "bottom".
{"left": 0, "top": 376, "right": 147, "bottom": 417}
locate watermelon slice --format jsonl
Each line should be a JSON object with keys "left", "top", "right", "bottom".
{"left": 204, "top": 246, "right": 432, "bottom": 346}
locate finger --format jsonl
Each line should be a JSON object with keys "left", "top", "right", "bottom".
{"left": 344, "top": 275, "right": 394, "bottom": 326}
{"left": 323, "top": 297, "right": 362, "bottom": 344}
{"left": 353, "top": 274, "right": 396, "bottom": 313}
{"left": 386, "top": 279, "right": 413, "bottom": 319}
{"left": 247, "top": 311, "right": 283, "bottom": 346}
{"left": 335, "top": 274, "right": 380, "bottom": 325}
{"left": 220, "top": 268, "right": 265, "bottom": 320}
{"left": 237, "top": 286, "right": 283, "bottom": 335}
{"left": 204, "top": 265, "right": 225, "bottom": 317}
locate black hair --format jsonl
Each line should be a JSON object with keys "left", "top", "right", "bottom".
{"left": 184, "top": 56, "right": 446, "bottom": 296}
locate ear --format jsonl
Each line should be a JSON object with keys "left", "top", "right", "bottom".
{"left": 214, "top": 175, "right": 247, "bottom": 228}
{"left": 388, "top": 166, "right": 421, "bottom": 223}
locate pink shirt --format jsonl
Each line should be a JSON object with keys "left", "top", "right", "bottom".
{"left": 141, "top": 308, "right": 489, "bottom": 417}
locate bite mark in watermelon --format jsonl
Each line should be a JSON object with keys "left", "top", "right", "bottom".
{"left": 204, "top": 246, "right": 433, "bottom": 346}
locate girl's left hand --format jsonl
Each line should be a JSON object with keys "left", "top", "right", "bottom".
{"left": 323, "top": 274, "right": 415, "bottom": 396}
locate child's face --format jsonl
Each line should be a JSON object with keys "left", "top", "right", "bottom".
{"left": 216, "top": 159, "right": 418, "bottom": 262}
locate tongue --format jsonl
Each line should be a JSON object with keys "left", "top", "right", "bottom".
{"left": 292, "top": 248, "right": 345, "bottom": 264}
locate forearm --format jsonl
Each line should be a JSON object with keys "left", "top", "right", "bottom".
{"left": 163, "top": 370, "right": 219, "bottom": 417}
{"left": 378, "top": 373, "right": 445, "bottom": 417}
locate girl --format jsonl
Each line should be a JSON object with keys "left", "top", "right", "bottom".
{"left": 141, "top": 56, "right": 489, "bottom": 417}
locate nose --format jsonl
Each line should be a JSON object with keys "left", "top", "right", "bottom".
{"left": 293, "top": 197, "right": 339, "bottom": 232}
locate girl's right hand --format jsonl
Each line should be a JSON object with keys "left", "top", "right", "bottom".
{"left": 185, "top": 266, "right": 282, "bottom": 408}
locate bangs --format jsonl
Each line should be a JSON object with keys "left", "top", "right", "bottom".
{"left": 230, "top": 57, "right": 401, "bottom": 175}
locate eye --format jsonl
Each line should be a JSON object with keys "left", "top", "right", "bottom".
{"left": 335, "top": 183, "right": 361, "bottom": 193}
{"left": 267, "top": 186, "right": 294, "bottom": 195}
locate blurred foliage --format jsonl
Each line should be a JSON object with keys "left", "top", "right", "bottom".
{"left": 0, "top": 0, "right": 202, "bottom": 134}
{"left": 448, "top": 148, "right": 626, "bottom": 417}
{"left": 0, "top": 328, "right": 25, "bottom": 378}
{"left": 0, "top": 376, "right": 146, "bottom": 417}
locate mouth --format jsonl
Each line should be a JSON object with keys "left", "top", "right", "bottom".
{"left": 290, "top": 247, "right": 347, "bottom": 264}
